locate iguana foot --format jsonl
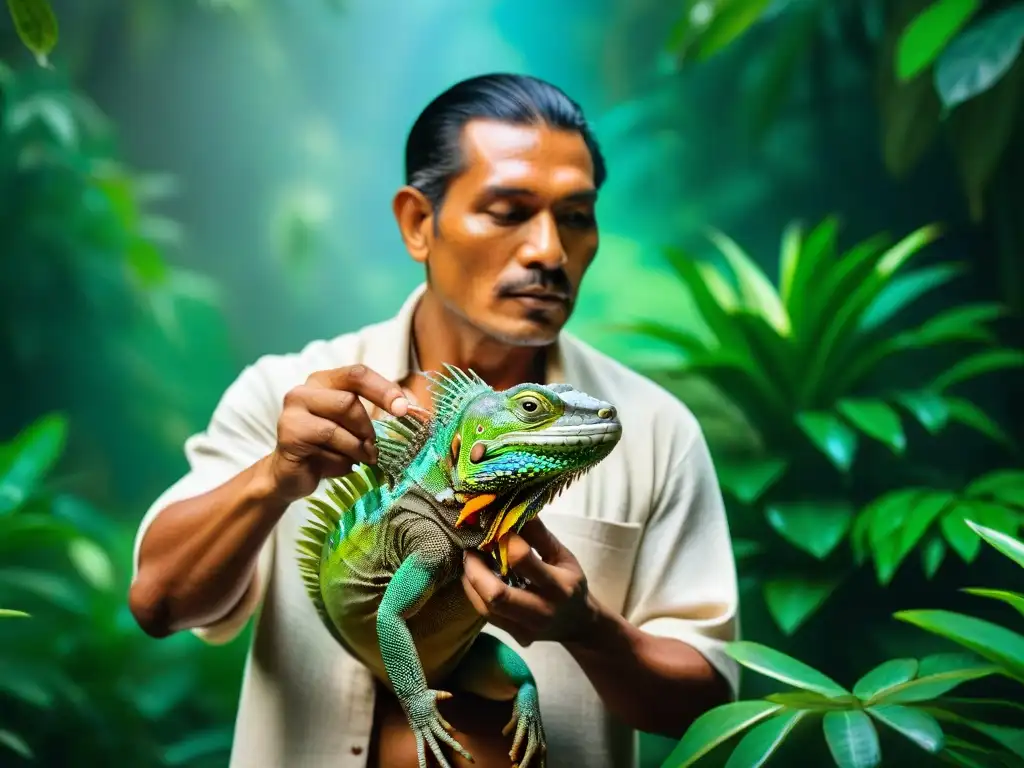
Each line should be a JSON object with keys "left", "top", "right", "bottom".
{"left": 405, "top": 689, "right": 474, "bottom": 768}
{"left": 502, "top": 682, "right": 546, "bottom": 768}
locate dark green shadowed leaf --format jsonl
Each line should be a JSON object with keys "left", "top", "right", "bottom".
{"left": 894, "top": 611, "right": 1024, "bottom": 682}
{"left": 866, "top": 705, "right": 944, "bottom": 753}
{"left": 921, "top": 533, "right": 948, "bottom": 578}
{"left": 764, "top": 576, "right": 841, "bottom": 635}
{"left": 941, "top": 506, "right": 985, "bottom": 562}
{"left": 858, "top": 263, "right": 965, "bottom": 333}
{"left": 934, "top": 350, "right": 1024, "bottom": 391}
{"left": 964, "top": 472, "right": 1024, "bottom": 507}
{"left": 896, "top": 390, "right": 949, "bottom": 434}
{"left": 837, "top": 399, "right": 907, "bottom": 454}
{"left": 766, "top": 501, "right": 854, "bottom": 559}
{"left": 717, "top": 458, "right": 788, "bottom": 504}
{"left": 5, "top": 0, "right": 59, "bottom": 66}
{"left": 725, "top": 641, "right": 850, "bottom": 697}
{"left": 660, "top": 700, "right": 782, "bottom": 768}
{"left": 823, "top": 710, "right": 882, "bottom": 768}
{"left": 853, "top": 658, "right": 918, "bottom": 700}
{"left": 0, "top": 730, "right": 33, "bottom": 759}
{"left": 944, "top": 398, "right": 1016, "bottom": 449}
{"left": 935, "top": 3, "right": 1024, "bottom": 108}
{"left": 961, "top": 588, "right": 1024, "bottom": 618}
{"left": 725, "top": 709, "right": 808, "bottom": 768}
{"left": 797, "top": 411, "right": 858, "bottom": 472}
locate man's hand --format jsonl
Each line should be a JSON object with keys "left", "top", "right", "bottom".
{"left": 265, "top": 364, "right": 411, "bottom": 502}
{"left": 461, "top": 518, "right": 596, "bottom": 647}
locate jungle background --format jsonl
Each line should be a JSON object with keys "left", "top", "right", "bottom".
{"left": 2, "top": 0, "right": 1023, "bottom": 766}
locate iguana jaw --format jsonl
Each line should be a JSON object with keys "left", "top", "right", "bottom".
{"left": 479, "top": 421, "right": 622, "bottom": 453}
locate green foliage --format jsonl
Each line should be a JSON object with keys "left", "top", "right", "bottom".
{"left": 0, "top": 413, "right": 246, "bottom": 766}
{"left": 663, "top": 0, "right": 1024, "bottom": 227}
{"left": 662, "top": 524, "right": 1024, "bottom": 767}
{"left": 4, "top": 0, "right": 58, "bottom": 66}
{"left": 625, "top": 216, "right": 1022, "bottom": 635}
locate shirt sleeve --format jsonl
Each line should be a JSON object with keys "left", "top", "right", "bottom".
{"left": 131, "top": 361, "right": 280, "bottom": 646}
{"left": 623, "top": 417, "right": 742, "bottom": 700}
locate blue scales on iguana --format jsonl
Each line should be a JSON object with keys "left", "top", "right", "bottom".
{"left": 294, "top": 364, "right": 623, "bottom": 768}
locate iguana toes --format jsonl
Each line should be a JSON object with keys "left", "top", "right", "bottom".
{"left": 295, "top": 364, "right": 622, "bottom": 768}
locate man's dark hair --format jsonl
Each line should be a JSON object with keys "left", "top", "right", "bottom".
{"left": 404, "top": 73, "right": 607, "bottom": 211}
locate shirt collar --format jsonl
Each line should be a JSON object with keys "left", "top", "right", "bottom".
{"left": 360, "top": 281, "right": 571, "bottom": 386}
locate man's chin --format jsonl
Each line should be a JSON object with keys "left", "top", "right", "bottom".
{"left": 480, "top": 316, "right": 563, "bottom": 348}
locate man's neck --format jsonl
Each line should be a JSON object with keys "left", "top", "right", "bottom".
{"left": 409, "top": 289, "right": 549, "bottom": 395}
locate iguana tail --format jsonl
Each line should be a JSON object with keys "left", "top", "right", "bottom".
{"left": 295, "top": 462, "right": 386, "bottom": 639}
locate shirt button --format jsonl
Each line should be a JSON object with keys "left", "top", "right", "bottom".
{"left": 350, "top": 746, "right": 363, "bottom": 755}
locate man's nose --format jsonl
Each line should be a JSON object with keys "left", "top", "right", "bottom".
{"left": 515, "top": 212, "right": 567, "bottom": 269}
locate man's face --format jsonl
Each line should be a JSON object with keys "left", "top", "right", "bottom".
{"left": 409, "top": 119, "right": 600, "bottom": 346}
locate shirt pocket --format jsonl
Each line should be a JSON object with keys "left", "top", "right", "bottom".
{"left": 540, "top": 511, "right": 644, "bottom": 614}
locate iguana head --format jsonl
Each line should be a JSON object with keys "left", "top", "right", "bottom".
{"left": 426, "top": 365, "right": 622, "bottom": 575}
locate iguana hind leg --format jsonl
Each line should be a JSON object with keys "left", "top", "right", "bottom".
{"left": 451, "top": 633, "right": 546, "bottom": 768}
{"left": 378, "top": 553, "right": 474, "bottom": 768}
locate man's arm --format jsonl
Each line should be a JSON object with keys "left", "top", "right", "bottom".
{"left": 129, "top": 362, "right": 410, "bottom": 639}
{"left": 461, "top": 419, "right": 739, "bottom": 738}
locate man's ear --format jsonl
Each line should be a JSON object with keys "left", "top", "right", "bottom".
{"left": 392, "top": 186, "right": 434, "bottom": 264}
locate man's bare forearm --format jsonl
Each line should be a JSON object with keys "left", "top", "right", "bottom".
{"left": 563, "top": 597, "right": 732, "bottom": 738}
{"left": 129, "top": 455, "right": 286, "bottom": 638}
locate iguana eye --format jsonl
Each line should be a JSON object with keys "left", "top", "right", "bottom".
{"left": 521, "top": 398, "right": 539, "bottom": 412}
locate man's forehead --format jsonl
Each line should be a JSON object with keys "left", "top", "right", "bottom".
{"left": 457, "top": 119, "right": 596, "bottom": 195}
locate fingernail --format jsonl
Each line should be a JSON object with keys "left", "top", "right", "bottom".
{"left": 391, "top": 397, "right": 409, "bottom": 416}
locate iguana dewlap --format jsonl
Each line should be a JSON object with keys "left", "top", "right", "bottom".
{"left": 295, "top": 365, "right": 622, "bottom": 768}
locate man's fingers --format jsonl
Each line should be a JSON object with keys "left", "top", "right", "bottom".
{"left": 462, "top": 552, "right": 553, "bottom": 626}
{"left": 308, "top": 365, "right": 409, "bottom": 418}
{"left": 290, "top": 412, "right": 375, "bottom": 465}
{"left": 297, "top": 386, "right": 376, "bottom": 444}
{"left": 502, "top": 535, "right": 565, "bottom": 599}
{"left": 518, "top": 519, "right": 576, "bottom": 569}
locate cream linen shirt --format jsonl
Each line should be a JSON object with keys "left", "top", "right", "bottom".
{"left": 132, "top": 283, "right": 740, "bottom": 768}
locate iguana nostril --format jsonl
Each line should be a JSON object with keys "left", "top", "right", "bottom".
{"left": 598, "top": 407, "right": 615, "bottom": 419}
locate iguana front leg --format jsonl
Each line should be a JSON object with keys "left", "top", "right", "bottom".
{"left": 452, "top": 632, "right": 546, "bottom": 768}
{"left": 377, "top": 553, "right": 474, "bottom": 768}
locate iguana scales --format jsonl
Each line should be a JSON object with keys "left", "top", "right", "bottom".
{"left": 295, "top": 364, "right": 622, "bottom": 768}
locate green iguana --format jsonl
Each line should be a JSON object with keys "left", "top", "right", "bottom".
{"left": 295, "top": 364, "right": 622, "bottom": 768}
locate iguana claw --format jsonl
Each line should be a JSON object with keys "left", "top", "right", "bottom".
{"left": 406, "top": 689, "right": 474, "bottom": 768}
{"left": 503, "top": 682, "right": 546, "bottom": 768}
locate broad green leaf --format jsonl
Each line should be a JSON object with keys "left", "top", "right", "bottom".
{"left": 870, "top": 653, "right": 999, "bottom": 703}
{"left": 961, "top": 589, "right": 1024, "bottom": 618}
{"left": 725, "top": 709, "right": 807, "bottom": 768}
{"left": 942, "top": 505, "right": 984, "bottom": 562}
{"left": 785, "top": 215, "right": 841, "bottom": 336}
{"left": 764, "top": 577, "right": 840, "bottom": 635}
{"left": 934, "top": 349, "right": 1024, "bottom": 391}
{"left": 777, "top": 220, "right": 803, "bottom": 305}
{"left": 858, "top": 263, "right": 965, "bottom": 333}
{"left": 717, "top": 458, "right": 788, "bottom": 504}
{"left": 0, "top": 730, "right": 32, "bottom": 759}
{"left": 706, "top": 228, "right": 790, "bottom": 335}
{"left": 823, "top": 710, "right": 882, "bottom": 768}
{"left": 894, "top": 610, "right": 1024, "bottom": 682}
{"left": 896, "top": 0, "right": 982, "bottom": 80}
{"left": 660, "top": 700, "right": 782, "bottom": 768}
{"left": 880, "top": 492, "right": 956, "bottom": 583}
{"left": 935, "top": 3, "right": 1024, "bottom": 109}
{"left": 680, "top": 0, "right": 775, "bottom": 63}
{"left": 766, "top": 691, "right": 857, "bottom": 710}
{"left": 851, "top": 488, "right": 921, "bottom": 560}
{"left": 766, "top": 501, "right": 854, "bottom": 559}
{"left": 0, "top": 608, "right": 30, "bottom": 618}
{"left": 724, "top": 641, "right": 850, "bottom": 698}
{"left": 964, "top": 472, "right": 1024, "bottom": 508}
{"left": 964, "top": 520, "right": 1024, "bottom": 568}
{"left": 0, "top": 412, "right": 68, "bottom": 515}
{"left": 907, "top": 303, "right": 1006, "bottom": 346}
{"left": 837, "top": 399, "right": 906, "bottom": 454}
{"left": 853, "top": 658, "right": 919, "bottom": 700}
{"left": 945, "top": 397, "right": 1015, "bottom": 448}
{"left": 625, "top": 320, "right": 712, "bottom": 358}
{"left": 866, "top": 704, "right": 944, "bottom": 753}
{"left": 921, "top": 533, "right": 947, "bottom": 578}
{"left": 797, "top": 411, "right": 858, "bottom": 473}
{"left": 698, "top": 263, "right": 740, "bottom": 310}
{"left": 5, "top": 0, "right": 59, "bottom": 66}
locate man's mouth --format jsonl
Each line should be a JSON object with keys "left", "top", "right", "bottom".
{"left": 504, "top": 289, "right": 570, "bottom": 305}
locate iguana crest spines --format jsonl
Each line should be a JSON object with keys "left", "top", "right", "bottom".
{"left": 295, "top": 462, "right": 385, "bottom": 633}
{"left": 423, "top": 364, "right": 492, "bottom": 425}
{"left": 372, "top": 409, "right": 434, "bottom": 488}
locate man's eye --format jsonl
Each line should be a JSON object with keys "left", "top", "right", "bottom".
{"left": 561, "top": 211, "right": 595, "bottom": 229}
{"left": 488, "top": 207, "right": 530, "bottom": 224}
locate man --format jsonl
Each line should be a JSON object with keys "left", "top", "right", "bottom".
{"left": 129, "top": 73, "right": 739, "bottom": 768}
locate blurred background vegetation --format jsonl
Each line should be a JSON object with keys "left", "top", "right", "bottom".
{"left": 1, "top": 0, "right": 1022, "bottom": 766}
